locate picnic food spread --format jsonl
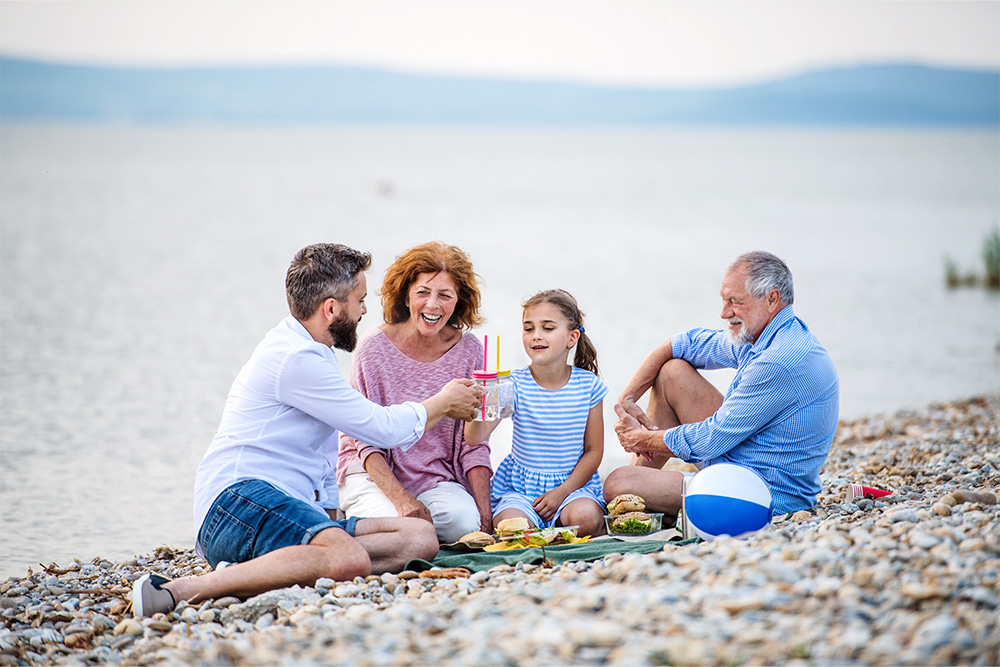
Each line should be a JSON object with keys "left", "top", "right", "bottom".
{"left": 485, "top": 525, "right": 586, "bottom": 551}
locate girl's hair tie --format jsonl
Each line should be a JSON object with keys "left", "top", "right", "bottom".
{"left": 578, "top": 326, "right": 586, "bottom": 333}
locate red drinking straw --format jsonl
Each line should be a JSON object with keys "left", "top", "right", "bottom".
{"left": 482, "top": 335, "right": 487, "bottom": 416}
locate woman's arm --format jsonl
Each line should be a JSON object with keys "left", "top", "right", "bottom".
{"left": 465, "top": 465, "right": 494, "bottom": 534}
{"left": 533, "top": 401, "right": 605, "bottom": 520}
{"left": 363, "top": 452, "right": 433, "bottom": 523}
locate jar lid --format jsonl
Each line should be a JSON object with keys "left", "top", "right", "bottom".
{"left": 496, "top": 369, "right": 511, "bottom": 377}
{"left": 472, "top": 370, "right": 498, "bottom": 380}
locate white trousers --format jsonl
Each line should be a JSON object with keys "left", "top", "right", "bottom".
{"left": 339, "top": 474, "right": 481, "bottom": 544}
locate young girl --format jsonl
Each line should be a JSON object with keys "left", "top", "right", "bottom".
{"left": 466, "top": 289, "right": 607, "bottom": 536}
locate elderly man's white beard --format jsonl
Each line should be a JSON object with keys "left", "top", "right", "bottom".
{"left": 727, "top": 320, "right": 754, "bottom": 346}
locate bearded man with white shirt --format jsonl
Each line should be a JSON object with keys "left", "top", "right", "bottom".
{"left": 132, "top": 243, "right": 481, "bottom": 618}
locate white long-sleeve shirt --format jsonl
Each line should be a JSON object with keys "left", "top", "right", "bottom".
{"left": 193, "top": 316, "right": 426, "bottom": 548}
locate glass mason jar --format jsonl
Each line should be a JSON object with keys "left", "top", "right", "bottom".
{"left": 496, "top": 368, "right": 515, "bottom": 419}
{"left": 471, "top": 370, "right": 500, "bottom": 421}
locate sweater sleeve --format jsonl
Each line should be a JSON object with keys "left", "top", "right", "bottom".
{"left": 347, "top": 335, "right": 397, "bottom": 468}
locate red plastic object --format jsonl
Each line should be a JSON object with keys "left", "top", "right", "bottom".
{"left": 847, "top": 483, "right": 892, "bottom": 502}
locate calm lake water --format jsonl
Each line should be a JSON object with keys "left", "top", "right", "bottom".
{"left": 1, "top": 124, "right": 998, "bottom": 579}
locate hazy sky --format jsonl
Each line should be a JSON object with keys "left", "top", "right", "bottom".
{"left": 1, "top": 1, "right": 998, "bottom": 86}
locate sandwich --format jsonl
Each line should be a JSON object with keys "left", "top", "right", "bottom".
{"left": 495, "top": 517, "right": 530, "bottom": 538}
{"left": 607, "top": 494, "right": 646, "bottom": 516}
{"left": 457, "top": 531, "right": 496, "bottom": 548}
{"left": 610, "top": 511, "right": 653, "bottom": 534}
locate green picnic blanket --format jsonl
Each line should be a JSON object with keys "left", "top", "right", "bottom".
{"left": 405, "top": 535, "right": 700, "bottom": 573}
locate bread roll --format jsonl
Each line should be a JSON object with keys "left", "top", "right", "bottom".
{"left": 496, "top": 517, "right": 530, "bottom": 537}
{"left": 607, "top": 494, "right": 646, "bottom": 515}
{"left": 457, "top": 531, "right": 496, "bottom": 547}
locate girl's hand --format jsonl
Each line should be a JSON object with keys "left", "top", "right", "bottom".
{"left": 533, "top": 489, "right": 568, "bottom": 521}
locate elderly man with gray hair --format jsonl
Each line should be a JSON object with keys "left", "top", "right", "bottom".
{"left": 605, "top": 251, "right": 839, "bottom": 519}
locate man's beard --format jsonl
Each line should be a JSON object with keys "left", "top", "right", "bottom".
{"left": 727, "top": 320, "right": 754, "bottom": 346}
{"left": 328, "top": 312, "right": 360, "bottom": 352}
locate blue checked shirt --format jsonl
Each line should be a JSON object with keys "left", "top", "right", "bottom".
{"left": 665, "top": 306, "right": 839, "bottom": 513}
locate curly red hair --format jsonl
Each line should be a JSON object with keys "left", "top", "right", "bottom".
{"left": 380, "top": 242, "right": 485, "bottom": 330}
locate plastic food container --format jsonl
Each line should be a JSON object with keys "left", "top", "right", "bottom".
{"left": 604, "top": 513, "right": 664, "bottom": 536}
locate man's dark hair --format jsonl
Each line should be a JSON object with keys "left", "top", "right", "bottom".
{"left": 286, "top": 244, "right": 372, "bottom": 320}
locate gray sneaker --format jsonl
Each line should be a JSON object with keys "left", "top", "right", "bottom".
{"left": 132, "top": 573, "right": 176, "bottom": 618}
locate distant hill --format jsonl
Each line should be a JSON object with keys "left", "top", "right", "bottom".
{"left": 1, "top": 56, "right": 997, "bottom": 126}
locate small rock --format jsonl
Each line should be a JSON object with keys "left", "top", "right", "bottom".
{"left": 931, "top": 503, "right": 952, "bottom": 516}
{"left": 145, "top": 620, "right": 172, "bottom": 633}
{"left": 113, "top": 619, "right": 143, "bottom": 637}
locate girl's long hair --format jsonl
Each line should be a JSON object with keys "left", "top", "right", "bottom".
{"left": 522, "top": 289, "right": 599, "bottom": 376}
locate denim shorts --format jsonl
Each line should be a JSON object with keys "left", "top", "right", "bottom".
{"left": 198, "top": 479, "right": 358, "bottom": 569}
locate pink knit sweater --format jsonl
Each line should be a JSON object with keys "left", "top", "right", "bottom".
{"left": 337, "top": 328, "right": 491, "bottom": 497}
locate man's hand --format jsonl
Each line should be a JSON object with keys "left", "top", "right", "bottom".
{"left": 442, "top": 378, "right": 482, "bottom": 420}
{"left": 423, "top": 378, "right": 482, "bottom": 428}
{"left": 616, "top": 397, "right": 658, "bottom": 431}
{"left": 614, "top": 404, "right": 665, "bottom": 459}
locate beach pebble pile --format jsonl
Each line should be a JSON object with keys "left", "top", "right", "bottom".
{"left": 2, "top": 394, "right": 997, "bottom": 665}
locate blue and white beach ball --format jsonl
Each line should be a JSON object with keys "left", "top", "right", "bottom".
{"left": 684, "top": 463, "right": 773, "bottom": 541}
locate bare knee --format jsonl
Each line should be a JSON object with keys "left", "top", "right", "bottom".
{"left": 318, "top": 534, "right": 372, "bottom": 581}
{"left": 655, "top": 358, "right": 694, "bottom": 392}
{"left": 604, "top": 467, "right": 638, "bottom": 501}
{"left": 559, "top": 500, "right": 606, "bottom": 537}
{"left": 410, "top": 518, "right": 441, "bottom": 561}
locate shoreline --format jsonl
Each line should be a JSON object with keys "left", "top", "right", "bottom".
{"left": 2, "top": 394, "right": 997, "bottom": 665}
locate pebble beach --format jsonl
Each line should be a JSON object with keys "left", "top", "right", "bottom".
{"left": 2, "top": 394, "right": 997, "bottom": 666}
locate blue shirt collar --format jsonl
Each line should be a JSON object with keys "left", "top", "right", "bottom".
{"left": 752, "top": 305, "right": 796, "bottom": 350}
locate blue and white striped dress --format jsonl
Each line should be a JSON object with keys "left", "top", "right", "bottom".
{"left": 491, "top": 365, "right": 608, "bottom": 527}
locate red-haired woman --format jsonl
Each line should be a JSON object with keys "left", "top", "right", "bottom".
{"left": 337, "top": 242, "right": 493, "bottom": 541}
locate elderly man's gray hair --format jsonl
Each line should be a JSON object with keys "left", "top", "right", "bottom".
{"left": 728, "top": 251, "right": 794, "bottom": 305}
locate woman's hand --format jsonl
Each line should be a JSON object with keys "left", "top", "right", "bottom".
{"left": 394, "top": 494, "right": 434, "bottom": 523}
{"left": 478, "top": 509, "right": 494, "bottom": 535}
{"left": 533, "top": 488, "right": 569, "bottom": 522}
{"left": 466, "top": 465, "right": 494, "bottom": 535}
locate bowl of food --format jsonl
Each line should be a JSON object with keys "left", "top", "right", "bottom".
{"left": 605, "top": 511, "right": 663, "bottom": 535}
